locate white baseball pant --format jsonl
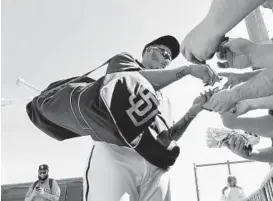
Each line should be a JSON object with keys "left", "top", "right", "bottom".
{"left": 83, "top": 141, "right": 171, "bottom": 201}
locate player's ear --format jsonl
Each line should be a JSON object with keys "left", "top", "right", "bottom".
{"left": 142, "top": 47, "right": 151, "bottom": 59}
{"left": 146, "top": 46, "right": 152, "bottom": 53}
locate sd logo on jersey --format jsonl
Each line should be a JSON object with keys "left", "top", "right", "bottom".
{"left": 126, "top": 86, "right": 159, "bottom": 127}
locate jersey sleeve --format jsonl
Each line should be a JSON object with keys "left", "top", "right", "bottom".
{"left": 51, "top": 180, "right": 61, "bottom": 197}
{"left": 106, "top": 52, "right": 142, "bottom": 74}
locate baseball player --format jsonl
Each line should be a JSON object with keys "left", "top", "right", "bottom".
{"left": 83, "top": 35, "right": 218, "bottom": 201}
{"left": 25, "top": 164, "right": 60, "bottom": 201}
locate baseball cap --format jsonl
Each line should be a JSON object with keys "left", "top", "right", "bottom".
{"left": 38, "top": 164, "right": 49, "bottom": 171}
{"left": 142, "top": 35, "right": 180, "bottom": 60}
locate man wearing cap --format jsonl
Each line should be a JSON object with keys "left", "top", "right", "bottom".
{"left": 83, "top": 35, "right": 219, "bottom": 201}
{"left": 25, "top": 164, "right": 60, "bottom": 201}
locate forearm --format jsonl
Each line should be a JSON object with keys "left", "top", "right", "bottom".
{"left": 249, "top": 147, "right": 273, "bottom": 163}
{"left": 170, "top": 109, "right": 197, "bottom": 141}
{"left": 139, "top": 65, "right": 191, "bottom": 90}
{"left": 232, "top": 115, "right": 273, "bottom": 138}
{"left": 231, "top": 68, "right": 273, "bottom": 102}
{"left": 251, "top": 44, "right": 273, "bottom": 69}
{"left": 240, "top": 70, "right": 263, "bottom": 82}
{"left": 42, "top": 192, "right": 59, "bottom": 201}
{"left": 202, "top": 0, "right": 265, "bottom": 37}
{"left": 248, "top": 95, "right": 273, "bottom": 110}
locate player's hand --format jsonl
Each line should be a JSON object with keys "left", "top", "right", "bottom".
{"left": 180, "top": 21, "right": 225, "bottom": 63}
{"left": 203, "top": 89, "right": 237, "bottom": 113}
{"left": 189, "top": 64, "right": 220, "bottom": 86}
{"left": 217, "top": 38, "right": 256, "bottom": 69}
{"left": 218, "top": 72, "right": 243, "bottom": 89}
{"left": 190, "top": 89, "right": 214, "bottom": 115}
{"left": 230, "top": 99, "right": 253, "bottom": 116}
{"left": 225, "top": 135, "right": 250, "bottom": 159}
{"left": 220, "top": 112, "right": 238, "bottom": 129}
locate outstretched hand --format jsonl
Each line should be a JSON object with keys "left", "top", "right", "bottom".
{"left": 216, "top": 38, "right": 256, "bottom": 69}
{"left": 190, "top": 89, "right": 215, "bottom": 115}
{"left": 218, "top": 72, "right": 243, "bottom": 89}
{"left": 202, "top": 88, "right": 238, "bottom": 113}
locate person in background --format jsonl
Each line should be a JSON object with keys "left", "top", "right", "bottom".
{"left": 25, "top": 164, "right": 60, "bottom": 201}
{"left": 221, "top": 175, "right": 246, "bottom": 201}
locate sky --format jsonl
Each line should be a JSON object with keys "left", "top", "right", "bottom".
{"left": 1, "top": 0, "right": 273, "bottom": 201}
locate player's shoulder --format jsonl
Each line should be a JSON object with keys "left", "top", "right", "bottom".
{"left": 107, "top": 52, "right": 142, "bottom": 74}
{"left": 109, "top": 52, "right": 135, "bottom": 65}
{"left": 113, "top": 52, "right": 135, "bottom": 59}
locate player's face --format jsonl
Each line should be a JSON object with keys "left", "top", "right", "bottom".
{"left": 143, "top": 45, "right": 172, "bottom": 69}
{"left": 38, "top": 170, "right": 48, "bottom": 179}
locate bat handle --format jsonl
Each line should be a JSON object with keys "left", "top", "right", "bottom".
{"left": 16, "top": 78, "right": 41, "bottom": 92}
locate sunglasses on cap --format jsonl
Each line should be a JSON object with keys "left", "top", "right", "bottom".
{"left": 148, "top": 46, "right": 172, "bottom": 61}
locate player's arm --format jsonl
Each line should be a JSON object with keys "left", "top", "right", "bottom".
{"left": 202, "top": 0, "right": 266, "bottom": 38}
{"left": 139, "top": 66, "right": 191, "bottom": 91}
{"left": 230, "top": 68, "right": 273, "bottom": 103}
{"left": 42, "top": 180, "right": 60, "bottom": 201}
{"left": 107, "top": 53, "right": 191, "bottom": 90}
{"left": 169, "top": 90, "right": 214, "bottom": 141}
{"left": 169, "top": 109, "right": 197, "bottom": 141}
{"left": 25, "top": 184, "right": 35, "bottom": 201}
{"left": 140, "top": 63, "right": 221, "bottom": 90}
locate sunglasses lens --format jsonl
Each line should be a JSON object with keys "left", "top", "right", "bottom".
{"left": 164, "top": 52, "right": 171, "bottom": 60}
{"left": 159, "top": 49, "right": 171, "bottom": 60}
{"left": 149, "top": 47, "right": 171, "bottom": 61}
